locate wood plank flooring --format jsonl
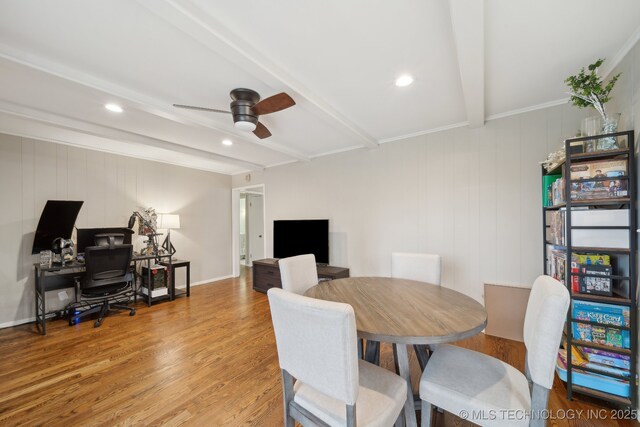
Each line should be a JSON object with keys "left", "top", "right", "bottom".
{"left": 0, "top": 268, "right": 635, "bottom": 426}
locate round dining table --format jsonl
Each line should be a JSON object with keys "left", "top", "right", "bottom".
{"left": 304, "top": 277, "right": 487, "bottom": 427}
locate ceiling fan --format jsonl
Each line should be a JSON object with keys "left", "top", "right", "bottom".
{"left": 173, "top": 88, "right": 295, "bottom": 139}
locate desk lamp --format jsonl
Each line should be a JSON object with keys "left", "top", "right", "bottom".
{"left": 159, "top": 214, "right": 180, "bottom": 256}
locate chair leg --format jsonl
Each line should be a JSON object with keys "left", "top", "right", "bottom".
{"left": 346, "top": 404, "right": 356, "bottom": 427}
{"left": 111, "top": 303, "right": 136, "bottom": 316}
{"left": 68, "top": 304, "right": 102, "bottom": 326}
{"left": 531, "top": 383, "right": 550, "bottom": 427}
{"left": 413, "top": 344, "right": 430, "bottom": 371}
{"left": 421, "top": 400, "right": 433, "bottom": 427}
{"left": 94, "top": 301, "right": 109, "bottom": 328}
{"left": 281, "top": 370, "right": 295, "bottom": 427}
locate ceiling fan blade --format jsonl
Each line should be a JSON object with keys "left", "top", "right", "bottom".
{"left": 173, "top": 104, "right": 231, "bottom": 114}
{"left": 253, "top": 121, "right": 272, "bottom": 139}
{"left": 251, "top": 93, "right": 295, "bottom": 115}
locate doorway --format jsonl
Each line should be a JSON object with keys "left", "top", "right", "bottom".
{"left": 232, "top": 184, "right": 266, "bottom": 277}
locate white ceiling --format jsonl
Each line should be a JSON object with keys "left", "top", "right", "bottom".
{"left": 0, "top": 0, "right": 638, "bottom": 175}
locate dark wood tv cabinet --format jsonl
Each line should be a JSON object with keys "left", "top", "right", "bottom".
{"left": 252, "top": 258, "right": 350, "bottom": 293}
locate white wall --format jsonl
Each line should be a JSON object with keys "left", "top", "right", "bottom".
{"left": 0, "top": 134, "right": 232, "bottom": 327}
{"left": 233, "top": 103, "right": 589, "bottom": 303}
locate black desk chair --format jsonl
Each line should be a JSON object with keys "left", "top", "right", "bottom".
{"left": 69, "top": 243, "right": 135, "bottom": 328}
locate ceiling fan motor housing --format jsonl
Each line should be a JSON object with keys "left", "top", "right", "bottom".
{"left": 230, "top": 88, "right": 260, "bottom": 130}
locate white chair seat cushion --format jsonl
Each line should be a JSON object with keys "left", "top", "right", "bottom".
{"left": 420, "top": 345, "right": 531, "bottom": 427}
{"left": 294, "top": 359, "right": 406, "bottom": 427}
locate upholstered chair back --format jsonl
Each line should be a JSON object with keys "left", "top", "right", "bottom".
{"left": 268, "top": 288, "right": 360, "bottom": 405}
{"left": 279, "top": 254, "right": 319, "bottom": 295}
{"left": 391, "top": 252, "right": 441, "bottom": 285}
{"left": 523, "top": 275, "right": 570, "bottom": 389}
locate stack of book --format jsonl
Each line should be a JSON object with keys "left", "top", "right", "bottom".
{"left": 542, "top": 173, "right": 562, "bottom": 207}
{"left": 556, "top": 347, "right": 633, "bottom": 398}
{"left": 570, "top": 158, "right": 628, "bottom": 201}
{"left": 569, "top": 253, "right": 611, "bottom": 295}
{"left": 546, "top": 245, "right": 567, "bottom": 284}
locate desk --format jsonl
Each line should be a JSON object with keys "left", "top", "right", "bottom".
{"left": 34, "top": 262, "right": 86, "bottom": 335}
{"left": 34, "top": 253, "right": 174, "bottom": 334}
{"left": 305, "top": 277, "right": 487, "bottom": 427}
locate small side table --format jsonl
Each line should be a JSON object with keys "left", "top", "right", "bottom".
{"left": 159, "top": 260, "right": 190, "bottom": 299}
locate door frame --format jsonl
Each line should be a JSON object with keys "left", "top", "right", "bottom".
{"left": 231, "top": 184, "right": 266, "bottom": 277}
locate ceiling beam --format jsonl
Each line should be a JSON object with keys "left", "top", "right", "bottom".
{"left": 136, "top": 0, "right": 378, "bottom": 149}
{"left": 448, "top": 0, "right": 485, "bottom": 128}
{"left": 0, "top": 100, "right": 265, "bottom": 170}
{"left": 0, "top": 47, "right": 310, "bottom": 162}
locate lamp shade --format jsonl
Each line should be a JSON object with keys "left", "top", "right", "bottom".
{"left": 158, "top": 214, "right": 180, "bottom": 230}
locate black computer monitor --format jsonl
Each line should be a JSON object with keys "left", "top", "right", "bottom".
{"left": 76, "top": 228, "right": 134, "bottom": 254}
{"left": 32, "top": 200, "right": 84, "bottom": 254}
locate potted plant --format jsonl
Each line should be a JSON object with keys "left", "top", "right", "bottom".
{"left": 565, "top": 58, "right": 621, "bottom": 150}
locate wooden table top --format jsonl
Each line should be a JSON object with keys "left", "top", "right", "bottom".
{"left": 305, "top": 277, "right": 487, "bottom": 345}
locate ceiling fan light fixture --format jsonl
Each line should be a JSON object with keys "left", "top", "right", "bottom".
{"left": 395, "top": 75, "right": 414, "bottom": 87}
{"left": 235, "top": 120, "right": 257, "bottom": 132}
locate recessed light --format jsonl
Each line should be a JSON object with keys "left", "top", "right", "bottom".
{"left": 395, "top": 75, "right": 414, "bottom": 87}
{"left": 105, "top": 103, "right": 123, "bottom": 113}
{"left": 222, "top": 139, "right": 233, "bottom": 146}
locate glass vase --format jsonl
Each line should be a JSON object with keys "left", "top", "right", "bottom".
{"left": 598, "top": 113, "right": 621, "bottom": 150}
{"left": 581, "top": 116, "right": 601, "bottom": 152}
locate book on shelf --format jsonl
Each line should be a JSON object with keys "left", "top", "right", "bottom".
{"left": 580, "top": 347, "right": 631, "bottom": 370}
{"left": 556, "top": 349, "right": 633, "bottom": 398}
{"left": 546, "top": 244, "right": 567, "bottom": 284}
{"left": 570, "top": 346, "right": 631, "bottom": 378}
{"left": 543, "top": 174, "right": 562, "bottom": 206}
{"left": 552, "top": 177, "right": 565, "bottom": 206}
{"left": 579, "top": 264, "right": 612, "bottom": 296}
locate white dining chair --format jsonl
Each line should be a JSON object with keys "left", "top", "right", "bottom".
{"left": 268, "top": 287, "right": 407, "bottom": 427}
{"left": 391, "top": 252, "right": 441, "bottom": 285}
{"left": 279, "top": 254, "right": 319, "bottom": 295}
{"left": 389, "top": 252, "right": 442, "bottom": 370}
{"left": 279, "top": 253, "right": 365, "bottom": 358}
{"left": 419, "top": 275, "right": 570, "bottom": 427}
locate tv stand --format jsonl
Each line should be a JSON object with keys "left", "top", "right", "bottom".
{"left": 252, "top": 258, "right": 349, "bottom": 293}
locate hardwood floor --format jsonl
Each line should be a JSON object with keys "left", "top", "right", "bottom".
{"left": 0, "top": 267, "right": 635, "bottom": 426}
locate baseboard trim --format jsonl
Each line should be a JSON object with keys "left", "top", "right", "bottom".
{"left": 189, "top": 275, "right": 233, "bottom": 287}
{"left": 0, "top": 317, "right": 37, "bottom": 329}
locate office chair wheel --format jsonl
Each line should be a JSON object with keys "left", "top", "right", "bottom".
{"left": 94, "top": 320, "right": 102, "bottom": 328}
{"left": 129, "top": 308, "right": 135, "bottom": 316}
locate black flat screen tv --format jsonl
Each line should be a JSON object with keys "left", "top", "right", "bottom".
{"left": 32, "top": 200, "right": 84, "bottom": 254}
{"left": 273, "top": 219, "right": 329, "bottom": 264}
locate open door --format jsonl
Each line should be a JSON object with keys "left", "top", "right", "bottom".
{"left": 232, "top": 184, "right": 266, "bottom": 277}
{"left": 246, "top": 193, "right": 264, "bottom": 266}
